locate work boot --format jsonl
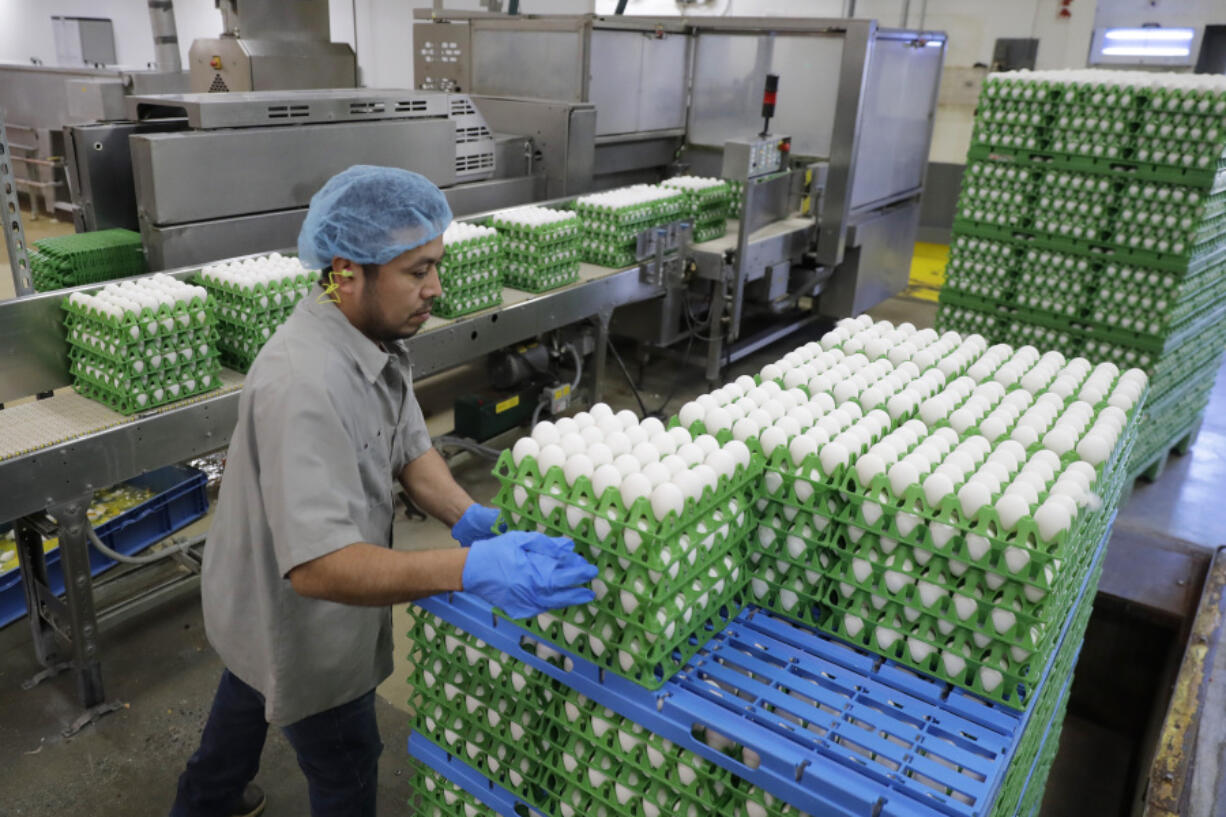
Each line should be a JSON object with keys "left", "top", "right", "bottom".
{"left": 229, "top": 783, "right": 266, "bottom": 817}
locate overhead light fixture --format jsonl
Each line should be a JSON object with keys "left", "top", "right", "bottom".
{"left": 1099, "top": 26, "right": 1195, "bottom": 58}
{"left": 1103, "top": 28, "right": 1194, "bottom": 42}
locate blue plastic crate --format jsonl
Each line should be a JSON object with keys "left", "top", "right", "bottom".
{"left": 0, "top": 464, "right": 208, "bottom": 627}
{"left": 412, "top": 523, "right": 1110, "bottom": 817}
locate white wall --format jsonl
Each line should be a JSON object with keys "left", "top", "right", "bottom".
{"left": 0, "top": 0, "right": 222, "bottom": 69}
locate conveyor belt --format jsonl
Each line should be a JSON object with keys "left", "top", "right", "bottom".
{"left": 0, "top": 261, "right": 658, "bottom": 523}
{"left": 0, "top": 369, "right": 246, "bottom": 463}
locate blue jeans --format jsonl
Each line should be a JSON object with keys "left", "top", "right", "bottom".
{"left": 171, "top": 669, "right": 383, "bottom": 817}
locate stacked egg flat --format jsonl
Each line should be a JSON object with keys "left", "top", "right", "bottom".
{"left": 491, "top": 403, "right": 759, "bottom": 688}
{"left": 673, "top": 316, "right": 1145, "bottom": 707}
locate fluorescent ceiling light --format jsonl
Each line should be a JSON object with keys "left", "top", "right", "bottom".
{"left": 1104, "top": 27, "right": 1194, "bottom": 42}
{"left": 1102, "top": 45, "right": 1192, "bottom": 57}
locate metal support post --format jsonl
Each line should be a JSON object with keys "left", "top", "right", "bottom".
{"left": 15, "top": 496, "right": 124, "bottom": 734}
{"left": 591, "top": 307, "right": 613, "bottom": 404}
{"left": 0, "top": 106, "right": 34, "bottom": 296}
{"left": 704, "top": 264, "right": 729, "bottom": 385}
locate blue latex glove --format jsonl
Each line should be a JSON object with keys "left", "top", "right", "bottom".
{"left": 451, "top": 504, "right": 506, "bottom": 548}
{"left": 461, "top": 531, "right": 598, "bottom": 619}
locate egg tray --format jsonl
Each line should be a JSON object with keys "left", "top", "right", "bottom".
{"left": 694, "top": 222, "right": 729, "bottom": 244}
{"left": 499, "top": 497, "right": 755, "bottom": 636}
{"left": 503, "top": 240, "right": 581, "bottom": 266}
{"left": 442, "top": 235, "right": 505, "bottom": 267}
{"left": 491, "top": 450, "right": 766, "bottom": 570}
{"left": 409, "top": 610, "right": 841, "bottom": 817}
{"left": 65, "top": 321, "right": 217, "bottom": 368}
{"left": 963, "top": 142, "right": 1226, "bottom": 191}
{"left": 575, "top": 196, "right": 686, "bottom": 228}
{"left": 817, "top": 534, "right": 1103, "bottom": 712}
{"left": 211, "top": 299, "right": 297, "bottom": 329}
{"left": 504, "top": 262, "right": 580, "bottom": 293}
{"left": 489, "top": 216, "right": 581, "bottom": 245}
{"left": 412, "top": 761, "right": 501, "bottom": 817}
{"left": 72, "top": 360, "right": 222, "bottom": 415}
{"left": 198, "top": 277, "right": 310, "bottom": 309}
{"left": 69, "top": 347, "right": 221, "bottom": 392}
{"left": 661, "top": 181, "right": 733, "bottom": 208}
{"left": 438, "top": 267, "right": 503, "bottom": 295}
{"left": 1128, "top": 396, "right": 1214, "bottom": 478}
{"left": 434, "top": 287, "right": 503, "bottom": 319}
{"left": 409, "top": 609, "right": 749, "bottom": 817}
{"left": 580, "top": 241, "right": 639, "bottom": 269}
{"left": 990, "top": 667, "right": 1075, "bottom": 817}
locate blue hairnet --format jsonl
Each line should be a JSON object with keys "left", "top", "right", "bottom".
{"left": 297, "top": 165, "right": 452, "bottom": 269}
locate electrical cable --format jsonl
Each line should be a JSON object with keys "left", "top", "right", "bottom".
{"left": 604, "top": 334, "right": 651, "bottom": 416}
{"left": 433, "top": 435, "right": 502, "bottom": 461}
{"left": 86, "top": 527, "right": 204, "bottom": 566}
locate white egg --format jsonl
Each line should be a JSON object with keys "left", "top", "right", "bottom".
{"left": 650, "top": 483, "right": 685, "bottom": 521}
{"left": 923, "top": 472, "right": 954, "bottom": 508}
{"left": 639, "top": 417, "right": 666, "bottom": 438}
{"left": 731, "top": 417, "right": 760, "bottom": 442}
{"left": 597, "top": 417, "right": 624, "bottom": 439}
{"left": 592, "top": 464, "right": 622, "bottom": 498}
{"left": 705, "top": 450, "right": 736, "bottom": 480}
{"left": 563, "top": 454, "right": 594, "bottom": 486}
{"left": 512, "top": 437, "right": 540, "bottom": 466}
{"left": 958, "top": 480, "right": 992, "bottom": 517}
{"left": 678, "top": 401, "right": 705, "bottom": 428}
{"left": 667, "top": 426, "right": 693, "bottom": 448}
{"left": 819, "top": 441, "right": 850, "bottom": 475}
{"left": 760, "top": 363, "right": 784, "bottom": 382}
{"left": 619, "top": 473, "right": 653, "bottom": 507}
{"left": 1034, "top": 500, "right": 1072, "bottom": 542}
{"left": 1042, "top": 427, "right": 1078, "bottom": 456}
{"left": 760, "top": 426, "right": 788, "bottom": 457}
{"left": 616, "top": 409, "right": 639, "bottom": 429}
{"left": 604, "top": 431, "right": 631, "bottom": 457}
{"left": 693, "top": 434, "right": 720, "bottom": 456}
{"left": 704, "top": 406, "right": 733, "bottom": 433}
{"left": 854, "top": 452, "right": 887, "bottom": 487}
{"left": 734, "top": 374, "right": 757, "bottom": 393}
{"left": 789, "top": 435, "right": 817, "bottom": 467}
{"left": 554, "top": 417, "right": 578, "bottom": 436}
{"left": 640, "top": 461, "right": 672, "bottom": 488}
{"left": 994, "top": 493, "right": 1029, "bottom": 530}
{"left": 672, "top": 469, "right": 702, "bottom": 502}
{"left": 586, "top": 442, "right": 614, "bottom": 468}
{"left": 579, "top": 425, "right": 605, "bottom": 447}
{"left": 624, "top": 426, "right": 648, "bottom": 447}
{"left": 676, "top": 442, "right": 706, "bottom": 467}
{"left": 613, "top": 453, "right": 641, "bottom": 478}
{"left": 691, "top": 463, "right": 719, "bottom": 495}
{"left": 632, "top": 441, "right": 660, "bottom": 466}
{"left": 589, "top": 402, "right": 615, "bottom": 421}
{"left": 723, "top": 439, "right": 751, "bottom": 470}
{"left": 559, "top": 432, "right": 587, "bottom": 458}
{"left": 649, "top": 432, "right": 678, "bottom": 456}
{"left": 532, "top": 420, "right": 560, "bottom": 446}
{"left": 538, "top": 444, "right": 567, "bottom": 475}
{"left": 659, "top": 454, "right": 688, "bottom": 476}
{"left": 572, "top": 412, "right": 595, "bottom": 431}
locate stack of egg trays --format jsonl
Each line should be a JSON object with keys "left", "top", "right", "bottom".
{"left": 62, "top": 291, "right": 221, "bottom": 415}
{"left": 492, "top": 212, "right": 582, "bottom": 293}
{"left": 576, "top": 188, "right": 686, "bottom": 268}
{"left": 489, "top": 449, "right": 759, "bottom": 688}
{"left": 660, "top": 177, "right": 731, "bottom": 243}
{"left": 29, "top": 229, "right": 146, "bottom": 291}
{"left": 411, "top": 759, "right": 507, "bottom": 817}
{"left": 436, "top": 228, "right": 504, "bottom": 318}
{"left": 409, "top": 528, "right": 1109, "bottom": 817}
{"left": 198, "top": 271, "right": 312, "bottom": 372}
{"left": 407, "top": 611, "right": 749, "bottom": 817}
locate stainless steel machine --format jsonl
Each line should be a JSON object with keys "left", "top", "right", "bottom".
{"left": 188, "top": 0, "right": 356, "bottom": 93}
{"left": 414, "top": 13, "right": 946, "bottom": 378}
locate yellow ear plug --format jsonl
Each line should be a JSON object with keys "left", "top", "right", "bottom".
{"left": 317, "top": 268, "right": 355, "bottom": 305}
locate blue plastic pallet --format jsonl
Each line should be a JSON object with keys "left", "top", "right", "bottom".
{"left": 0, "top": 464, "right": 209, "bottom": 627}
{"left": 410, "top": 731, "right": 547, "bottom": 817}
{"left": 413, "top": 523, "right": 1110, "bottom": 817}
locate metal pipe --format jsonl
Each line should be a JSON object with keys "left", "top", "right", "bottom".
{"left": 147, "top": 0, "right": 183, "bottom": 73}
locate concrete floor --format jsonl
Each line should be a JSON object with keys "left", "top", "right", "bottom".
{"left": 0, "top": 271, "right": 1221, "bottom": 815}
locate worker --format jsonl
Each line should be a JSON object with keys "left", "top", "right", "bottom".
{"left": 169, "top": 165, "right": 597, "bottom": 817}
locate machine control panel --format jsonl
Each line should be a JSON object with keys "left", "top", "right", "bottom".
{"left": 721, "top": 135, "right": 792, "bottom": 181}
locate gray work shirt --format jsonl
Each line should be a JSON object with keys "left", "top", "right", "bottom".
{"left": 202, "top": 285, "right": 432, "bottom": 725}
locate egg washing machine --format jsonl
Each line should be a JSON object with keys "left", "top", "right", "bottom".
{"left": 413, "top": 12, "right": 947, "bottom": 381}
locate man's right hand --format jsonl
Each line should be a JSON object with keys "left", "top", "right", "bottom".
{"left": 460, "top": 531, "right": 598, "bottom": 619}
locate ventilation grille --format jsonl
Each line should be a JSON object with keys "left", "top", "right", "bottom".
{"left": 208, "top": 74, "right": 229, "bottom": 93}
{"left": 395, "top": 99, "right": 429, "bottom": 112}
{"left": 268, "top": 104, "right": 309, "bottom": 119}
{"left": 349, "top": 101, "right": 386, "bottom": 115}
{"left": 456, "top": 154, "right": 495, "bottom": 173}
{"left": 456, "top": 125, "right": 492, "bottom": 144}
{"left": 450, "top": 98, "right": 477, "bottom": 117}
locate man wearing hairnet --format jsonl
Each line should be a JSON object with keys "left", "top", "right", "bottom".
{"left": 170, "top": 166, "right": 597, "bottom": 817}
